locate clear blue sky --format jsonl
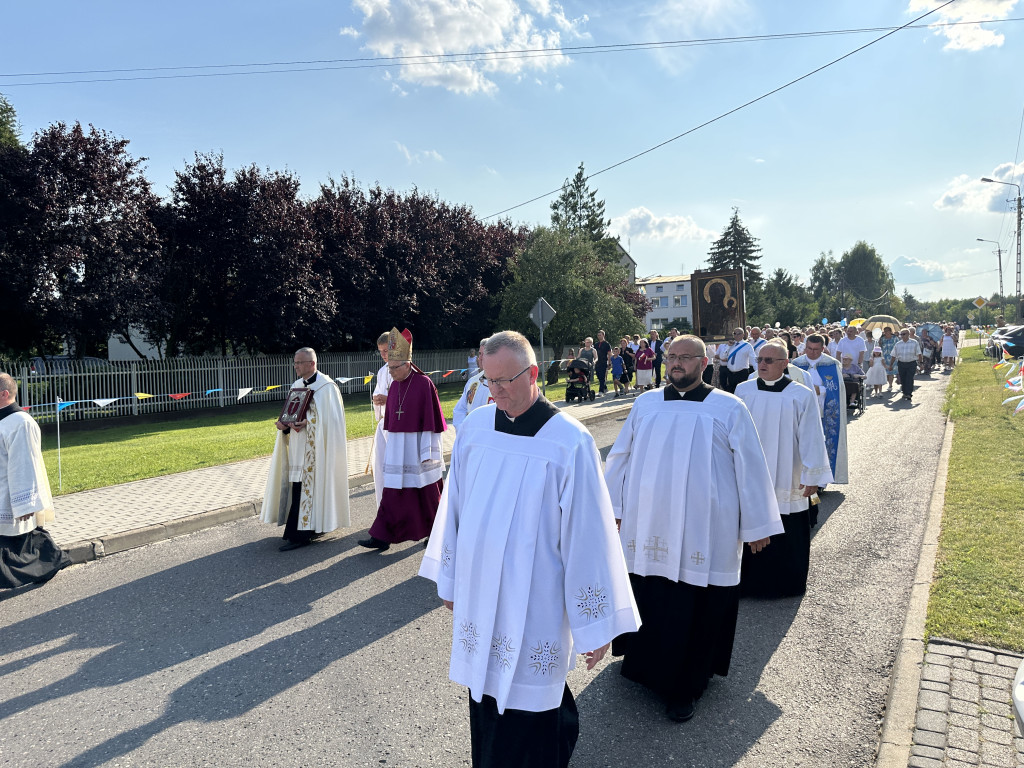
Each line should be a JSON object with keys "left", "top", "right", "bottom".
{"left": 4, "top": 0, "right": 1023, "bottom": 304}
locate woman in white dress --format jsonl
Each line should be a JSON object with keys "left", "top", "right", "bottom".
{"left": 864, "top": 346, "right": 887, "bottom": 397}
{"left": 940, "top": 327, "right": 958, "bottom": 371}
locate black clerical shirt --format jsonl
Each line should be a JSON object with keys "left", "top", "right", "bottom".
{"left": 495, "top": 395, "right": 559, "bottom": 438}
{"left": 664, "top": 382, "right": 714, "bottom": 402}
{"left": 0, "top": 403, "right": 20, "bottom": 422}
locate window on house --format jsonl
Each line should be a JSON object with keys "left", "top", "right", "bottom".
{"left": 655, "top": 286, "right": 663, "bottom": 293}
{"left": 659, "top": 297, "right": 669, "bottom": 307}
{"left": 673, "top": 296, "right": 681, "bottom": 307}
{"left": 676, "top": 284, "right": 686, "bottom": 291}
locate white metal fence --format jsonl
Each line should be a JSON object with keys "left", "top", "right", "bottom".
{"left": 2, "top": 347, "right": 557, "bottom": 424}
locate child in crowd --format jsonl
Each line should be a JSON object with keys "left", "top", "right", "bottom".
{"left": 610, "top": 348, "right": 626, "bottom": 397}
{"left": 864, "top": 346, "right": 887, "bottom": 397}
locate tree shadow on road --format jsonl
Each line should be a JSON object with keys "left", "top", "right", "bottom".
{"left": 0, "top": 531, "right": 425, "bottom": 737}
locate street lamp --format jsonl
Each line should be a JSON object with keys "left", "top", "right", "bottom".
{"left": 980, "top": 177, "right": 1022, "bottom": 320}
{"left": 976, "top": 237, "right": 1005, "bottom": 317}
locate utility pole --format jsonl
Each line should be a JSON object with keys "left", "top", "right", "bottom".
{"left": 981, "top": 178, "right": 1022, "bottom": 321}
{"left": 976, "top": 238, "right": 1004, "bottom": 317}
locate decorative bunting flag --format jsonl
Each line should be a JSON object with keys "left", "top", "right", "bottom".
{"left": 1002, "top": 395, "right": 1024, "bottom": 405}
{"left": 442, "top": 370, "right": 454, "bottom": 378}
{"left": 168, "top": 393, "right": 190, "bottom": 401}
{"left": 205, "top": 388, "right": 222, "bottom": 396}
{"left": 363, "top": 375, "right": 373, "bottom": 384}
{"left": 265, "top": 385, "right": 281, "bottom": 391}
{"left": 237, "top": 387, "right": 253, "bottom": 400}
{"left": 56, "top": 401, "right": 76, "bottom": 412}
{"left": 136, "top": 393, "right": 153, "bottom": 399}
{"left": 93, "top": 398, "right": 119, "bottom": 407}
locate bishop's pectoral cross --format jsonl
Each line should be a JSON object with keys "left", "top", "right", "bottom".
{"left": 394, "top": 403, "right": 404, "bottom": 419}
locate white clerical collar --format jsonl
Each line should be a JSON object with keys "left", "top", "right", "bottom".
{"left": 760, "top": 374, "right": 785, "bottom": 385}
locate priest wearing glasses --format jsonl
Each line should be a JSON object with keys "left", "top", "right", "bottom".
{"left": 735, "top": 340, "right": 832, "bottom": 596}
{"left": 359, "top": 328, "right": 447, "bottom": 551}
{"left": 420, "top": 331, "right": 639, "bottom": 768}
{"left": 604, "top": 335, "right": 782, "bottom": 723}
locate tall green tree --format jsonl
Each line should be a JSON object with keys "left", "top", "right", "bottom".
{"left": 0, "top": 93, "right": 20, "bottom": 149}
{"left": 837, "top": 241, "right": 896, "bottom": 318}
{"left": 706, "top": 207, "right": 763, "bottom": 283}
{"left": 550, "top": 162, "right": 610, "bottom": 243}
{"left": 750, "top": 268, "right": 819, "bottom": 327}
{"left": 498, "top": 227, "right": 648, "bottom": 352}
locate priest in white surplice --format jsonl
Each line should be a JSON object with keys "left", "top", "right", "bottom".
{"left": 371, "top": 331, "right": 393, "bottom": 508}
{"left": 0, "top": 372, "right": 70, "bottom": 589}
{"left": 260, "top": 348, "right": 350, "bottom": 552}
{"left": 420, "top": 331, "right": 639, "bottom": 768}
{"left": 451, "top": 338, "right": 492, "bottom": 431}
{"left": 735, "top": 340, "right": 833, "bottom": 597}
{"left": 792, "top": 333, "right": 849, "bottom": 485}
{"left": 604, "top": 335, "right": 783, "bottom": 723}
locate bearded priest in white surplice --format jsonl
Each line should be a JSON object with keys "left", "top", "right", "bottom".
{"left": 0, "top": 372, "right": 70, "bottom": 589}
{"left": 604, "top": 335, "right": 783, "bottom": 723}
{"left": 736, "top": 340, "right": 833, "bottom": 597}
{"left": 261, "top": 348, "right": 349, "bottom": 551}
{"left": 420, "top": 331, "right": 639, "bottom": 768}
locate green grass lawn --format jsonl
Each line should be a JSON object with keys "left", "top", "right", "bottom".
{"left": 41, "top": 379, "right": 474, "bottom": 495}
{"left": 926, "top": 345, "right": 1024, "bottom": 651}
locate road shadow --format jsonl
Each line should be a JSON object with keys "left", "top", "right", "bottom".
{"left": 811, "top": 489, "right": 844, "bottom": 534}
{"left": 571, "top": 595, "right": 801, "bottom": 766}
{"left": 58, "top": 572, "right": 438, "bottom": 768}
{"left": 0, "top": 531, "right": 425, "bottom": 730}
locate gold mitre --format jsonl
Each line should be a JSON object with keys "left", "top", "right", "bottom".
{"left": 388, "top": 327, "right": 413, "bottom": 362}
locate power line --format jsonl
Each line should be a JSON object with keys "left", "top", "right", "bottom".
{"left": 0, "top": 16, "right": 1018, "bottom": 87}
{"left": 485, "top": 0, "right": 960, "bottom": 219}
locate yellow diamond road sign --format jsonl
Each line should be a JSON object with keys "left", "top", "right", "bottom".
{"left": 972, "top": 297, "right": 987, "bottom": 309}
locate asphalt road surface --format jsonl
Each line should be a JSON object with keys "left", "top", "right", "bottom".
{"left": 0, "top": 373, "right": 950, "bottom": 768}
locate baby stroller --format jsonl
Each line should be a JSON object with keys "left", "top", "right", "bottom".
{"left": 564, "top": 359, "right": 595, "bottom": 403}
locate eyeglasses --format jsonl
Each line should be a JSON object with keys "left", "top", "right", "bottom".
{"left": 481, "top": 366, "right": 532, "bottom": 388}
{"left": 293, "top": 359, "right": 315, "bottom": 365}
{"left": 756, "top": 356, "right": 786, "bottom": 364}
{"left": 665, "top": 354, "right": 703, "bottom": 363}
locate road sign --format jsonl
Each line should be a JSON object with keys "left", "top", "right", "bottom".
{"left": 972, "top": 297, "right": 987, "bottom": 309}
{"left": 529, "top": 297, "right": 556, "bottom": 330}
{"left": 967, "top": 312, "right": 975, "bottom": 320}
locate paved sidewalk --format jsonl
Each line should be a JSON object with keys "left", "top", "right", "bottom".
{"left": 912, "top": 639, "right": 1024, "bottom": 767}
{"left": 49, "top": 388, "right": 634, "bottom": 562}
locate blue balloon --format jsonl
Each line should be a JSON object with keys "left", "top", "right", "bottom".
{"left": 822, "top": 317, "right": 828, "bottom": 324}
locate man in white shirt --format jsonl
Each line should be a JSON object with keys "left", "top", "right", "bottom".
{"left": 835, "top": 325, "right": 867, "bottom": 369}
{"left": 892, "top": 329, "right": 923, "bottom": 402}
{"left": 716, "top": 328, "right": 756, "bottom": 394}
{"left": 452, "top": 338, "right": 492, "bottom": 430}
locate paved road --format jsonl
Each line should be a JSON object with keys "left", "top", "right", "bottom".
{"left": 0, "top": 374, "right": 950, "bottom": 767}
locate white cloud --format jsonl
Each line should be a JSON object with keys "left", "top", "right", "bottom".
{"left": 339, "top": 26, "right": 360, "bottom": 37}
{"left": 753, "top": 157, "right": 765, "bottom": 164}
{"left": 482, "top": 165, "right": 499, "bottom": 176}
{"left": 934, "top": 162, "right": 1024, "bottom": 213}
{"left": 906, "top": 0, "right": 1019, "bottom": 51}
{"left": 393, "top": 141, "right": 444, "bottom": 164}
{"left": 637, "top": 0, "right": 753, "bottom": 75}
{"left": 610, "top": 206, "right": 716, "bottom": 242}
{"left": 346, "top": 0, "right": 588, "bottom": 94}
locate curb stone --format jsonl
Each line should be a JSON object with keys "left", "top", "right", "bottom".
{"left": 61, "top": 403, "right": 632, "bottom": 564}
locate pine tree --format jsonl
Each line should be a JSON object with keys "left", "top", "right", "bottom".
{"left": 706, "top": 207, "right": 763, "bottom": 283}
{"left": 0, "top": 93, "right": 21, "bottom": 148}
{"left": 550, "top": 162, "right": 610, "bottom": 242}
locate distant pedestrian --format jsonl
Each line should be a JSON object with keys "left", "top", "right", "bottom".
{"left": 649, "top": 330, "right": 665, "bottom": 387}
{"left": 717, "top": 328, "right": 756, "bottom": 394}
{"left": 610, "top": 347, "right": 626, "bottom": 396}
{"left": 864, "top": 347, "right": 887, "bottom": 397}
{"left": 594, "top": 330, "right": 612, "bottom": 395}
{"left": 372, "top": 331, "right": 393, "bottom": 507}
{"left": 0, "top": 372, "right": 70, "bottom": 589}
{"left": 261, "top": 348, "right": 350, "bottom": 551}
{"left": 634, "top": 339, "right": 655, "bottom": 391}
{"left": 879, "top": 327, "right": 897, "bottom": 391}
{"left": 452, "top": 339, "right": 492, "bottom": 431}
{"left": 940, "top": 326, "right": 958, "bottom": 371}
{"left": 892, "top": 329, "right": 922, "bottom": 402}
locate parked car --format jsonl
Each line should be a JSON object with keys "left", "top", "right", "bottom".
{"left": 992, "top": 326, "right": 1024, "bottom": 359}
{"left": 29, "top": 355, "right": 108, "bottom": 375}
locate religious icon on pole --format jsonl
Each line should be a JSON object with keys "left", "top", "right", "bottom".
{"left": 279, "top": 387, "right": 314, "bottom": 425}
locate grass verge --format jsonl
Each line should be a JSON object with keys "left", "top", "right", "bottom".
{"left": 926, "top": 345, "right": 1024, "bottom": 651}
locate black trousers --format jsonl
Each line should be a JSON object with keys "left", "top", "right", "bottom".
{"left": 469, "top": 684, "right": 579, "bottom": 768}
{"left": 594, "top": 364, "right": 608, "bottom": 393}
{"left": 653, "top": 358, "right": 663, "bottom": 387}
{"left": 897, "top": 361, "right": 917, "bottom": 400}
{"left": 720, "top": 367, "right": 752, "bottom": 394}
{"left": 282, "top": 482, "right": 315, "bottom": 542}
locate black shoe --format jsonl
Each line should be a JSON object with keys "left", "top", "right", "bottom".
{"left": 666, "top": 699, "right": 695, "bottom": 722}
{"left": 279, "top": 539, "right": 312, "bottom": 552}
{"left": 358, "top": 536, "right": 391, "bottom": 551}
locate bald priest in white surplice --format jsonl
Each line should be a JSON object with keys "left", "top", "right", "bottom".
{"left": 735, "top": 339, "right": 833, "bottom": 597}
{"left": 420, "top": 331, "right": 639, "bottom": 768}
